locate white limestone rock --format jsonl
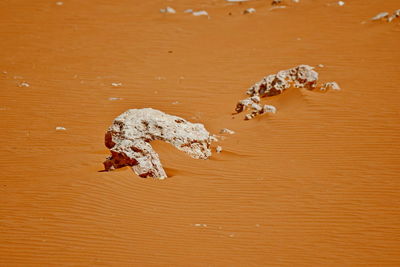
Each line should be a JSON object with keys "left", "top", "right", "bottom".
{"left": 371, "top": 12, "right": 389, "bottom": 21}
{"left": 219, "top": 128, "right": 235, "bottom": 135}
{"left": 244, "top": 8, "right": 256, "bottom": 14}
{"left": 320, "top": 81, "right": 341, "bottom": 91}
{"left": 192, "top": 10, "right": 209, "bottom": 16}
{"left": 371, "top": 10, "right": 400, "bottom": 22}
{"left": 246, "top": 65, "right": 319, "bottom": 97}
{"left": 160, "top": 7, "right": 176, "bottom": 14}
{"left": 103, "top": 108, "right": 212, "bottom": 179}
{"left": 236, "top": 65, "right": 339, "bottom": 120}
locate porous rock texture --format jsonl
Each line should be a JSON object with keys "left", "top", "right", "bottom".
{"left": 103, "top": 108, "right": 212, "bottom": 179}
{"left": 235, "top": 65, "right": 339, "bottom": 120}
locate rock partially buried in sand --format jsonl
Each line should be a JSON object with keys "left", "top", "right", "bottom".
{"left": 192, "top": 10, "right": 209, "bottom": 17}
{"left": 371, "top": 9, "right": 400, "bottom": 22}
{"left": 103, "top": 108, "right": 212, "bottom": 179}
{"left": 160, "top": 7, "right": 176, "bottom": 14}
{"left": 236, "top": 65, "right": 339, "bottom": 120}
{"left": 320, "top": 81, "right": 341, "bottom": 91}
{"left": 243, "top": 8, "right": 256, "bottom": 14}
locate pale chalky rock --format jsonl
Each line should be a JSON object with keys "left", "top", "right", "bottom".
{"left": 387, "top": 9, "right": 400, "bottom": 22}
{"left": 246, "top": 65, "right": 319, "bottom": 98}
{"left": 320, "top": 81, "right": 341, "bottom": 91}
{"left": 160, "top": 7, "right": 176, "bottom": 14}
{"left": 104, "top": 108, "right": 212, "bottom": 179}
{"left": 219, "top": 128, "right": 235, "bottom": 135}
{"left": 371, "top": 12, "right": 389, "bottom": 21}
{"left": 371, "top": 10, "right": 400, "bottom": 22}
{"left": 243, "top": 8, "right": 256, "bottom": 14}
{"left": 236, "top": 65, "right": 339, "bottom": 120}
{"left": 192, "top": 10, "right": 208, "bottom": 16}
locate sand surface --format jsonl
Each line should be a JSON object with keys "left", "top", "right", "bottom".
{"left": 1, "top": 0, "right": 400, "bottom": 266}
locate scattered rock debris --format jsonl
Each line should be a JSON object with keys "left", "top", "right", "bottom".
{"left": 216, "top": 146, "right": 223, "bottom": 153}
{"left": 338, "top": 1, "right": 345, "bottom": 6}
{"left": 371, "top": 9, "right": 400, "bottom": 22}
{"left": 160, "top": 7, "right": 176, "bottom": 14}
{"left": 55, "top": 126, "right": 66, "bottom": 131}
{"left": 235, "top": 65, "right": 340, "bottom": 120}
{"left": 243, "top": 8, "right": 256, "bottom": 14}
{"left": 103, "top": 108, "right": 213, "bottom": 179}
{"left": 219, "top": 128, "right": 235, "bottom": 135}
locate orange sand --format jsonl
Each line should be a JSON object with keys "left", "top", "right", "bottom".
{"left": 1, "top": 0, "right": 400, "bottom": 266}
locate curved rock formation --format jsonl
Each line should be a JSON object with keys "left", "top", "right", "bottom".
{"left": 103, "top": 108, "right": 212, "bottom": 179}
{"left": 236, "top": 65, "right": 340, "bottom": 120}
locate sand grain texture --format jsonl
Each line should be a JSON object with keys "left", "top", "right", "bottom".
{"left": 1, "top": 0, "right": 400, "bottom": 266}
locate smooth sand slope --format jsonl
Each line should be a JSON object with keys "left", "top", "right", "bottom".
{"left": 1, "top": 0, "right": 400, "bottom": 266}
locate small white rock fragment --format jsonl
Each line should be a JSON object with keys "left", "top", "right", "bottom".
{"left": 111, "top": 82, "right": 122, "bottom": 87}
{"left": 108, "top": 97, "right": 122, "bottom": 101}
{"left": 338, "top": 1, "right": 345, "bottom": 6}
{"left": 244, "top": 8, "right": 256, "bottom": 14}
{"left": 172, "top": 101, "right": 179, "bottom": 105}
{"left": 219, "top": 128, "right": 235, "bottom": 135}
{"left": 317, "top": 64, "right": 324, "bottom": 68}
{"left": 184, "top": 9, "right": 193, "bottom": 13}
{"left": 371, "top": 12, "right": 389, "bottom": 21}
{"left": 194, "top": 223, "right": 207, "bottom": 227}
{"left": 56, "top": 126, "right": 66, "bottom": 131}
{"left": 210, "top": 135, "right": 219, "bottom": 142}
{"left": 192, "top": 10, "right": 208, "bottom": 16}
{"left": 263, "top": 105, "right": 277, "bottom": 114}
{"left": 160, "top": 7, "right": 176, "bottom": 14}
{"left": 19, "top": 82, "right": 30, "bottom": 87}
{"left": 292, "top": 0, "right": 300, "bottom": 3}
{"left": 269, "top": 6, "right": 286, "bottom": 11}
{"left": 216, "top": 146, "right": 223, "bottom": 153}
{"left": 56, "top": 1, "right": 63, "bottom": 6}
{"left": 320, "top": 81, "right": 341, "bottom": 91}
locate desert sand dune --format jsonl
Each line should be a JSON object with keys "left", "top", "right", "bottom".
{"left": 1, "top": 0, "right": 400, "bottom": 266}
